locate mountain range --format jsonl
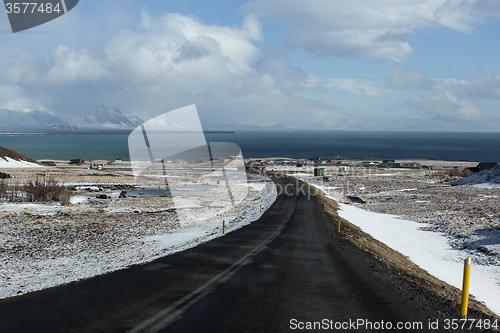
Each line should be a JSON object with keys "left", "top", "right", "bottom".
{"left": 71, "top": 104, "right": 143, "bottom": 130}
{"left": 0, "top": 100, "right": 143, "bottom": 131}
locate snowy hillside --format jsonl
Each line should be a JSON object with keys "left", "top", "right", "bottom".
{"left": 71, "top": 104, "right": 143, "bottom": 130}
{"left": 451, "top": 164, "right": 500, "bottom": 187}
{"left": 0, "top": 146, "right": 42, "bottom": 168}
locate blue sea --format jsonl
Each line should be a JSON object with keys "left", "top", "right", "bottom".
{"left": 1, "top": 131, "right": 499, "bottom": 162}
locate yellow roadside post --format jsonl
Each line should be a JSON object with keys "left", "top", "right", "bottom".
{"left": 222, "top": 220, "right": 225, "bottom": 234}
{"left": 338, "top": 220, "right": 341, "bottom": 233}
{"left": 260, "top": 205, "right": 262, "bottom": 213}
{"left": 324, "top": 204, "right": 326, "bottom": 211}
{"left": 460, "top": 256, "right": 472, "bottom": 319}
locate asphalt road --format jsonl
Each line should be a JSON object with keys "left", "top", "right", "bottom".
{"left": 0, "top": 175, "right": 435, "bottom": 332}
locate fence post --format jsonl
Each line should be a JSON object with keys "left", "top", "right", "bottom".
{"left": 222, "top": 220, "right": 225, "bottom": 234}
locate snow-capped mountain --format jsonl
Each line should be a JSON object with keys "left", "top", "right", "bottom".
{"left": 4, "top": 98, "right": 47, "bottom": 113}
{"left": 0, "top": 99, "right": 68, "bottom": 131}
{"left": 71, "top": 104, "right": 143, "bottom": 129}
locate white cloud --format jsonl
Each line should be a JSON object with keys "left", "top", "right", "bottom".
{"left": 432, "top": 77, "right": 471, "bottom": 90}
{"left": 387, "top": 68, "right": 431, "bottom": 90}
{"left": 467, "top": 76, "right": 500, "bottom": 100}
{"left": 240, "top": 0, "right": 500, "bottom": 59}
{"left": 0, "top": 10, "right": 343, "bottom": 127}
{"left": 325, "top": 79, "right": 381, "bottom": 96}
{"left": 404, "top": 90, "right": 488, "bottom": 121}
{"left": 0, "top": 84, "right": 24, "bottom": 106}
{"left": 431, "top": 76, "right": 500, "bottom": 100}
{"left": 46, "top": 46, "right": 111, "bottom": 83}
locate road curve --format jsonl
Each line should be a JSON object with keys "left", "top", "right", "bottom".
{"left": 0, "top": 175, "right": 434, "bottom": 332}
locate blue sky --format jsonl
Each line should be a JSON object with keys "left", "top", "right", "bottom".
{"left": 1, "top": 0, "right": 500, "bottom": 131}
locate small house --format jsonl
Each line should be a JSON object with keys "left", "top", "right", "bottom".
{"left": 461, "top": 167, "right": 480, "bottom": 177}
{"left": 477, "top": 162, "right": 497, "bottom": 171}
{"left": 245, "top": 163, "right": 266, "bottom": 172}
{"left": 401, "top": 162, "right": 422, "bottom": 169}
{"left": 114, "top": 156, "right": 122, "bottom": 163}
{"left": 69, "top": 159, "right": 84, "bottom": 165}
{"left": 89, "top": 160, "right": 110, "bottom": 170}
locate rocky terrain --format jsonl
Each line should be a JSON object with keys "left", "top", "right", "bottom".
{"left": 303, "top": 169, "right": 500, "bottom": 266}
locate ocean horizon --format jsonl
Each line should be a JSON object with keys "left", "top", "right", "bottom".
{"left": 1, "top": 130, "right": 499, "bottom": 162}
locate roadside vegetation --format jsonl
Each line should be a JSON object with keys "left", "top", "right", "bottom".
{"left": 0, "top": 179, "right": 71, "bottom": 204}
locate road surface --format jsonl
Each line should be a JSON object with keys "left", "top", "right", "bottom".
{"left": 0, "top": 175, "right": 434, "bottom": 332}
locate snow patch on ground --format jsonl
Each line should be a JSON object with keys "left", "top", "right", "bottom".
{"left": 146, "top": 231, "right": 207, "bottom": 248}
{"left": 336, "top": 202, "right": 500, "bottom": 316}
{"left": 0, "top": 157, "right": 43, "bottom": 168}
{"left": 0, "top": 180, "right": 277, "bottom": 299}
{"left": 296, "top": 175, "right": 500, "bottom": 316}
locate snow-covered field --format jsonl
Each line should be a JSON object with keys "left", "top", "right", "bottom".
{"left": 295, "top": 172, "right": 500, "bottom": 316}
{"left": 0, "top": 171, "right": 276, "bottom": 299}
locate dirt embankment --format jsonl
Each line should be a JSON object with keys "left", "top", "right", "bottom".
{"left": 317, "top": 191, "right": 500, "bottom": 331}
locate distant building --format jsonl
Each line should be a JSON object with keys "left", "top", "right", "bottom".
{"left": 89, "top": 160, "right": 110, "bottom": 170}
{"left": 69, "top": 159, "right": 84, "bottom": 165}
{"left": 245, "top": 163, "right": 266, "bottom": 172}
{"left": 401, "top": 162, "right": 422, "bottom": 169}
{"left": 357, "top": 161, "right": 379, "bottom": 168}
{"left": 461, "top": 167, "right": 480, "bottom": 177}
{"left": 314, "top": 168, "right": 325, "bottom": 176}
{"left": 477, "top": 162, "right": 497, "bottom": 171}
{"left": 114, "top": 156, "right": 122, "bottom": 163}
{"left": 41, "top": 161, "right": 56, "bottom": 166}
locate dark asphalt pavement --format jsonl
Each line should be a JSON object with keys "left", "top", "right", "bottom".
{"left": 0, "top": 175, "right": 434, "bottom": 332}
